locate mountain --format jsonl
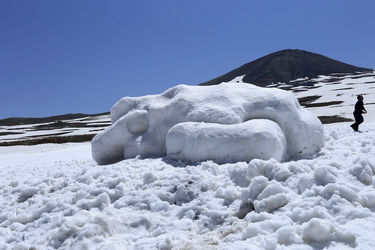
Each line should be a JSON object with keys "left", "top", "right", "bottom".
{"left": 0, "top": 112, "right": 110, "bottom": 146}
{"left": 199, "top": 49, "right": 373, "bottom": 87}
{"left": 0, "top": 112, "right": 109, "bottom": 126}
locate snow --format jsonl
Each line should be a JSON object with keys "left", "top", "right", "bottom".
{"left": 2, "top": 73, "right": 375, "bottom": 249}
{"left": 0, "top": 115, "right": 110, "bottom": 143}
{"left": 166, "top": 120, "right": 287, "bottom": 163}
{"left": 92, "top": 83, "right": 324, "bottom": 165}
{"left": 2, "top": 122, "right": 375, "bottom": 249}
{"left": 291, "top": 72, "right": 375, "bottom": 122}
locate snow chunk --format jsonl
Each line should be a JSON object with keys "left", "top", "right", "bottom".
{"left": 246, "top": 176, "right": 269, "bottom": 201}
{"left": 247, "top": 158, "right": 291, "bottom": 182}
{"left": 359, "top": 190, "right": 375, "bottom": 208}
{"left": 92, "top": 83, "right": 324, "bottom": 164}
{"left": 257, "top": 181, "right": 285, "bottom": 200}
{"left": 314, "top": 165, "right": 336, "bottom": 186}
{"left": 321, "top": 184, "right": 359, "bottom": 203}
{"left": 254, "top": 193, "right": 288, "bottom": 212}
{"left": 289, "top": 206, "right": 329, "bottom": 224}
{"left": 276, "top": 226, "right": 295, "bottom": 245}
{"left": 166, "top": 119, "right": 287, "bottom": 163}
{"left": 297, "top": 175, "right": 314, "bottom": 194}
{"left": 351, "top": 160, "right": 373, "bottom": 185}
{"left": 17, "top": 186, "right": 39, "bottom": 202}
{"left": 302, "top": 218, "right": 356, "bottom": 244}
{"left": 143, "top": 172, "right": 157, "bottom": 185}
{"left": 77, "top": 193, "right": 110, "bottom": 210}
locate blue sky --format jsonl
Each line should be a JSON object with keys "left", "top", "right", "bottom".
{"left": 1, "top": 0, "right": 374, "bottom": 118}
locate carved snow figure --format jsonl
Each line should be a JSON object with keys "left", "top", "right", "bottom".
{"left": 92, "top": 83, "right": 324, "bottom": 165}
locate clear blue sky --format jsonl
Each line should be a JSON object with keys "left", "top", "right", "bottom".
{"left": 1, "top": 0, "right": 374, "bottom": 118}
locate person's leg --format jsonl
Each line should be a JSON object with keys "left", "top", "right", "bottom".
{"left": 357, "top": 114, "right": 364, "bottom": 128}
{"left": 352, "top": 113, "right": 363, "bottom": 131}
{"left": 351, "top": 113, "right": 358, "bottom": 131}
{"left": 351, "top": 112, "right": 357, "bottom": 131}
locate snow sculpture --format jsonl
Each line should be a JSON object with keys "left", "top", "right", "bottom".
{"left": 92, "top": 83, "right": 324, "bottom": 165}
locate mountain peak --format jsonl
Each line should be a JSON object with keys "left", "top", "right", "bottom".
{"left": 199, "top": 49, "right": 373, "bottom": 86}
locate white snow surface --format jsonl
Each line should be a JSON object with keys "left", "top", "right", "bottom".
{"left": 166, "top": 120, "right": 287, "bottom": 163}
{"left": 92, "top": 83, "right": 324, "bottom": 165}
{"left": 1, "top": 122, "right": 375, "bottom": 249}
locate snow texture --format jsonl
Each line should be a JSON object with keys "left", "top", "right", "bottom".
{"left": 92, "top": 83, "right": 324, "bottom": 164}
{"left": 166, "top": 119, "right": 286, "bottom": 163}
{"left": 2, "top": 122, "right": 375, "bottom": 249}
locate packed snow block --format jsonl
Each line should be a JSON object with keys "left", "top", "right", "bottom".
{"left": 166, "top": 120, "right": 286, "bottom": 163}
{"left": 92, "top": 83, "right": 324, "bottom": 165}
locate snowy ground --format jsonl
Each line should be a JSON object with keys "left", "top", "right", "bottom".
{"left": 0, "top": 115, "right": 110, "bottom": 144}
{"left": 1, "top": 122, "right": 375, "bottom": 249}
{"left": 278, "top": 71, "right": 375, "bottom": 123}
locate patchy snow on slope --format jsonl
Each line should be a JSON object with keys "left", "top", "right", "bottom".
{"left": 92, "top": 83, "right": 323, "bottom": 165}
{"left": 230, "top": 71, "right": 375, "bottom": 123}
{"left": 0, "top": 115, "right": 111, "bottom": 144}
{"left": 291, "top": 72, "right": 375, "bottom": 122}
{"left": 1, "top": 122, "right": 375, "bottom": 249}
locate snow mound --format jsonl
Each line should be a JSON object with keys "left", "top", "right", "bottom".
{"left": 92, "top": 83, "right": 324, "bottom": 164}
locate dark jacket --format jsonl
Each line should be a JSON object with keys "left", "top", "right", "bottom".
{"left": 354, "top": 100, "right": 366, "bottom": 114}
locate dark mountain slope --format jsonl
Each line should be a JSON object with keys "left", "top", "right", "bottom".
{"left": 0, "top": 112, "right": 109, "bottom": 126}
{"left": 199, "top": 49, "right": 373, "bottom": 87}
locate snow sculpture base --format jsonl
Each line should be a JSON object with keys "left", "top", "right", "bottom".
{"left": 92, "top": 83, "right": 324, "bottom": 165}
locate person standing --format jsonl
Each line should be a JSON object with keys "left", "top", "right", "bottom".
{"left": 351, "top": 94, "right": 367, "bottom": 131}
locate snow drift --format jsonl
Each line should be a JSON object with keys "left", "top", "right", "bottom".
{"left": 92, "top": 83, "right": 324, "bottom": 165}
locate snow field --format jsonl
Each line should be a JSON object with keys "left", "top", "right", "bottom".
{"left": 1, "top": 123, "right": 375, "bottom": 249}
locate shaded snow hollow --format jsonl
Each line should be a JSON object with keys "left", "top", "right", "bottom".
{"left": 1, "top": 123, "right": 375, "bottom": 249}
{"left": 92, "top": 83, "right": 324, "bottom": 165}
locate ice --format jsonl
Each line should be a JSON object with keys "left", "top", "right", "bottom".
{"left": 92, "top": 83, "right": 324, "bottom": 165}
